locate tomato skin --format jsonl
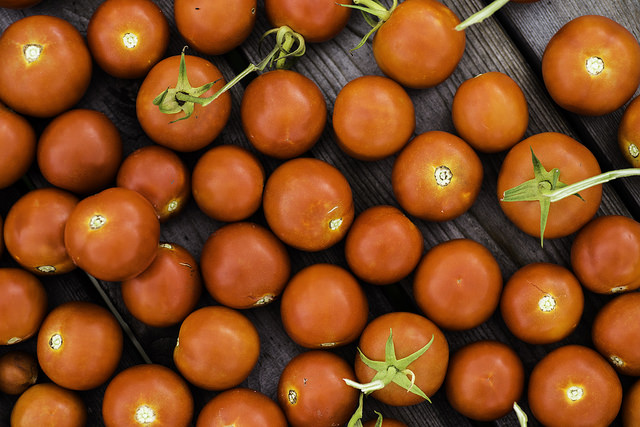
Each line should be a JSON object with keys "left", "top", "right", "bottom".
{"left": 0, "top": 15, "right": 92, "bottom": 118}
{"left": 241, "top": 70, "right": 327, "bottom": 159}
{"left": 542, "top": 15, "right": 640, "bottom": 116}
{"left": 10, "top": 382, "right": 87, "bottom": 427}
{"left": 0, "top": 350, "right": 37, "bottom": 395}
{"left": 87, "top": 0, "right": 169, "bottom": 79}
{"left": 0, "top": 268, "right": 47, "bottom": 345}
{"left": 372, "top": 0, "right": 465, "bottom": 89}
{"left": 0, "top": 0, "right": 42, "bottom": 8}
{"left": 102, "top": 363, "right": 194, "bottom": 427}
{"left": 528, "top": 345, "right": 622, "bottom": 427}
{"left": 623, "top": 378, "right": 640, "bottom": 427}
{"left": 618, "top": 95, "right": 640, "bottom": 167}
{"left": 497, "top": 132, "right": 602, "bottom": 239}
{"left": 196, "top": 387, "right": 288, "bottom": 427}
{"left": 0, "top": 103, "right": 36, "bottom": 189}
{"left": 363, "top": 419, "right": 408, "bottom": 427}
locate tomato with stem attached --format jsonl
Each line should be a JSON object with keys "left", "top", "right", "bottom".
{"left": 0, "top": 103, "right": 36, "bottom": 189}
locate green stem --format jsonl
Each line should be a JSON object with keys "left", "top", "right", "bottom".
{"left": 455, "top": 0, "right": 511, "bottom": 31}
{"left": 340, "top": 0, "right": 397, "bottom": 51}
{"left": 546, "top": 168, "right": 640, "bottom": 202}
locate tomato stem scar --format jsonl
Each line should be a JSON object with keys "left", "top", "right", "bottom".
{"left": 122, "top": 32, "right": 138, "bottom": 49}
{"left": 434, "top": 165, "right": 453, "bottom": 187}
{"left": 566, "top": 385, "right": 584, "bottom": 402}
{"left": 134, "top": 404, "right": 156, "bottom": 424}
{"left": 538, "top": 294, "right": 556, "bottom": 312}
{"left": 23, "top": 43, "right": 42, "bottom": 63}
{"left": 585, "top": 56, "right": 605, "bottom": 75}
{"left": 48, "top": 333, "right": 63, "bottom": 350}
{"left": 89, "top": 214, "right": 107, "bottom": 230}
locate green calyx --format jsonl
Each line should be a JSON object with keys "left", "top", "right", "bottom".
{"left": 455, "top": 0, "right": 510, "bottom": 31}
{"left": 340, "top": 0, "right": 397, "bottom": 51}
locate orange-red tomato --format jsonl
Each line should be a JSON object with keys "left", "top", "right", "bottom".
{"left": 623, "top": 378, "right": 640, "bottom": 426}
{"left": 0, "top": 103, "right": 36, "bottom": 189}
{"left": 0, "top": 0, "right": 42, "bottom": 7}
{"left": 0, "top": 15, "right": 92, "bottom": 118}
{"left": 196, "top": 387, "right": 288, "bottom": 427}
{"left": 102, "top": 363, "right": 194, "bottom": 427}
{"left": 0, "top": 268, "right": 47, "bottom": 345}
{"left": 619, "top": 95, "right": 640, "bottom": 167}
{"left": 0, "top": 350, "right": 37, "bottom": 395}
{"left": 363, "top": 418, "right": 408, "bottom": 427}
{"left": 10, "top": 382, "right": 87, "bottom": 427}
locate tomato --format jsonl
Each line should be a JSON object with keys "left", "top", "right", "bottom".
{"left": 623, "top": 378, "right": 640, "bottom": 427}
{"left": 280, "top": 263, "right": 368, "bottom": 349}
{"left": 392, "top": 130, "right": 483, "bottom": 222}
{"left": 37, "top": 109, "right": 123, "bottom": 195}
{"left": 196, "top": 387, "right": 288, "bottom": 427}
{"left": 363, "top": 418, "right": 408, "bottom": 427}
{"left": 175, "top": 0, "right": 256, "bottom": 55}
{"left": 452, "top": 71, "right": 528, "bottom": 153}
{"left": 0, "top": 103, "right": 36, "bottom": 189}
{"left": 0, "top": 215, "right": 3, "bottom": 259}
{"left": 264, "top": 0, "right": 352, "bottom": 43}
{"left": 241, "top": 69, "right": 327, "bottom": 159}
{"left": 542, "top": 15, "right": 640, "bottom": 116}
{"left": 173, "top": 305, "right": 260, "bottom": 390}
{"left": 500, "top": 262, "right": 584, "bottom": 345}
{"left": 528, "top": 345, "right": 623, "bottom": 427}
{"left": 332, "top": 75, "right": 415, "bottom": 161}
{"left": 10, "top": 382, "right": 87, "bottom": 427}
{"left": 3, "top": 188, "right": 79, "bottom": 275}
{"left": 136, "top": 54, "right": 231, "bottom": 152}
{"left": 64, "top": 187, "right": 160, "bottom": 282}
{"left": 87, "top": 0, "right": 169, "bottom": 79}
{"left": 619, "top": 95, "right": 640, "bottom": 167}
{"left": 37, "top": 301, "right": 123, "bottom": 391}
{"left": 102, "top": 363, "right": 194, "bottom": 427}
{"left": 277, "top": 350, "right": 359, "bottom": 427}
{"left": 192, "top": 144, "right": 265, "bottom": 222}
{"left": 0, "top": 15, "right": 92, "bottom": 118}
{"left": 0, "top": 350, "right": 37, "bottom": 395}
{"left": 0, "top": 268, "right": 47, "bottom": 345}
{"left": 345, "top": 205, "right": 423, "bottom": 286}
{"left": 263, "top": 157, "right": 354, "bottom": 251}
{"left": 497, "top": 132, "right": 602, "bottom": 240}
{"left": 445, "top": 340, "right": 524, "bottom": 421}
{"left": 570, "top": 215, "right": 640, "bottom": 294}
{"left": 117, "top": 145, "right": 191, "bottom": 222}
{"left": 121, "top": 242, "right": 202, "bottom": 328}
{"left": 200, "top": 222, "right": 290, "bottom": 309}
{"left": 413, "top": 238, "right": 502, "bottom": 331}
{"left": 0, "top": 0, "right": 42, "bottom": 8}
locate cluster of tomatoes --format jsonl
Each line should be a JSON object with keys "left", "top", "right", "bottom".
{"left": 1, "top": 0, "right": 640, "bottom": 426}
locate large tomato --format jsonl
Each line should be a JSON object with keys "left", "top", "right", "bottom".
{"left": 618, "top": 95, "right": 640, "bottom": 167}
{"left": 0, "top": 15, "right": 92, "bottom": 118}
{"left": 0, "top": 350, "right": 37, "bottom": 395}
{"left": 196, "top": 388, "right": 287, "bottom": 427}
{"left": 10, "top": 383, "right": 87, "bottom": 427}
{"left": 0, "top": 268, "right": 47, "bottom": 345}
{"left": 0, "top": 102, "right": 36, "bottom": 189}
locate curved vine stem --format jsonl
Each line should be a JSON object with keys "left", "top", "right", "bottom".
{"left": 339, "top": 0, "right": 397, "bottom": 51}
{"left": 456, "top": 0, "right": 511, "bottom": 31}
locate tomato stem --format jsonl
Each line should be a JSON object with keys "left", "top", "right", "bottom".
{"left": 546, "top": 168, "right": 640, "bottom": 202}
{"left": 340, "top": 0, "right": 397, "bottom": 51}
{"left": 513, "top": 402, "right": 529, "bottom": 427}
{"left": 455, "top": 0, "right": 510, "bottom": 31}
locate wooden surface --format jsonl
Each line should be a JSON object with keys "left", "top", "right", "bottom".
{"left": 1, "top": 0, "right": 639, "bottom": 425}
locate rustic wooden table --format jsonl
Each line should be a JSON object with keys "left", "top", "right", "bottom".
{"left": 1, "top": 0, "right": 640, "bottom": 425}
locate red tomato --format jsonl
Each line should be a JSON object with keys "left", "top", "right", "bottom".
{"left": 10, "top": 383, "right": 87, "bottom": 427}
{"left": 200, "top": 222, "right": 290, "bottom": 309}
{"left": 196, "top": 387, "right": 288, "bottom": 427}
{"left": 277, "top": 350, "right": 359, "bottom": 427}
{"left": 175, "top": 0, "right": 256, "bottom": 55}
{"left": 241, "top": 69, "right": 327, "bottom": 159}
{"left": 413, "top": 238, "right": 502, "bottom": 331}
{"left": 500, "top": 262, "right": 584, "bottom": 345}
{"left": 619, "top": 95, "right": 640, "bottom": 167}
{"left": 64, "top": 187, "right": 160, "bottom": 282}
{"left": 37, "top": 109, "right": 123, "bottom": 195}
{"left": 3, "top": 188, "right": 79, "bottom": 275}
{"left": 527, "top": 345, "right": 622, "bottom": 427}
{"left": 392, "top": 130, "right": 483, "bottom": 222}
{"left": 445, "top": 340, "right": 524, "bottom": 421}
{"left": 0, "top": 0, "right": 42, "bottom": 7}
{"left": 36, "top": 301, "right": 123, "bottom": 391}
{"left": 263, "top": 157, "right": 354, "bottom": 251}
{"left": 173, "top": 305, "right": 260, "bottom": 390}
{"left": 623, "top": 378, "right": 640, "bottom": 427}
{"left": 363, "top": 418, "right": 408, "bottom": 427}
{"left": 0, "top": 268, "right": 47, "bottom": 345}
{"left": 87, "top": 0, "right": 169, "bottom": 79}
{"left": 0, "top": 350, "right": 37, "bottom": 395}
{"left": 0, "top": 103, "right": 36, "bottom": 189}
{"left": 332, "top": 75, "right": 415, "bottom": 161}
{"left": 0, "top": 15, "right": 92, "bottom": 118}
{"left": 102, "top": 364, "right": 194, "bottom": 427}
{"left": 542, "top": 15, "right": 640, "bottom": 116}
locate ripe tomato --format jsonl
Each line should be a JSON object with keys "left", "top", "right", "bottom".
{"left": 10, "top": 382, "right": 87, "bottom": 427}
{"left": 500, "top": 262, "right": 584, "bottom": 345}
{"left": 173, "top": 305, "right": 260, "bottom": 390}
{"left": 192, "top": 144, "right": 265, "bottom": 222}
{"left": 117, "top": 145, "right": 191, "bottom": 222}
{"left": 445, "top": 340, "right": 524, "bottom": 421}
{"left": 36, "top": 301, "right": 123, "bottom": 391}
{"left": 619, "top": 95, "right": 640, "bottom": 167}
{"left": 452, "top": 71, "right": 528, "bottom": 153}
{"left": 527, "top": 345, "right": 622, "bottom": 427}
{"left": 277, "top": 350, "right": 359, "bottom": 427}
{"left": 280, "top": 263, "right": 369, "bottom": 349}
{"left": 332, "top": 75, "right": 415, "bottom": 161}
{"left": 413, "top": 238, "right": 502, "bottom": 331}
{"left": 345, "top": 205, "right": 423, "bottom": 286}
{"left": 241, "top": 69, "right": 327, "bottom": 159}
{"left": 0, "top": 350, "right": 37, "bottom": 395}
{"left": 0, "top": 15, "right": 92, "bottom": 118}
{"left": 0, "top": 268, "right": 47, "bottom": 345}
{"left": 87, "top": 0, "right": 169, "bottom": 79}
{"left": 571, "top": 215, "right": 640, "bottom": 294}
{"left": 200, "top": 222, "right": 290, "bottom": 309}
{"left": 0, "top": 0, "right": 42, "bottom": 7}
{"left": 102, "top": 363, "right": 194, "bottom": 427}
{"left": 392, "top": 131, "right": 483, "bottom": 222}
{"left": 121, "top": 243, "right": 202, "bottom": 328}
{"left": 623, "top": 378, "right": 640, "bottom": 427}
{"left": 263, "top": 157, "right": 354, "bottom": 251}
{"left": 64, "top": 187, "right": 160, "bottom": 282}
{"left": 196, "top": 387, "right": 288, "bottom": 427}
{"left": 0, "top": 103, "right": 36, "bottom": 189}
{"left": 363, "top": 418, "right": 408, "bottom": 427}
{"left": 175, "top": 0, "right": 256, "bottom": 55}
{"left": 3, "top": 188, "right": 79, "bottom": 275}
{"left": 37, "top": 109, "right": 123, "bottom": 195}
